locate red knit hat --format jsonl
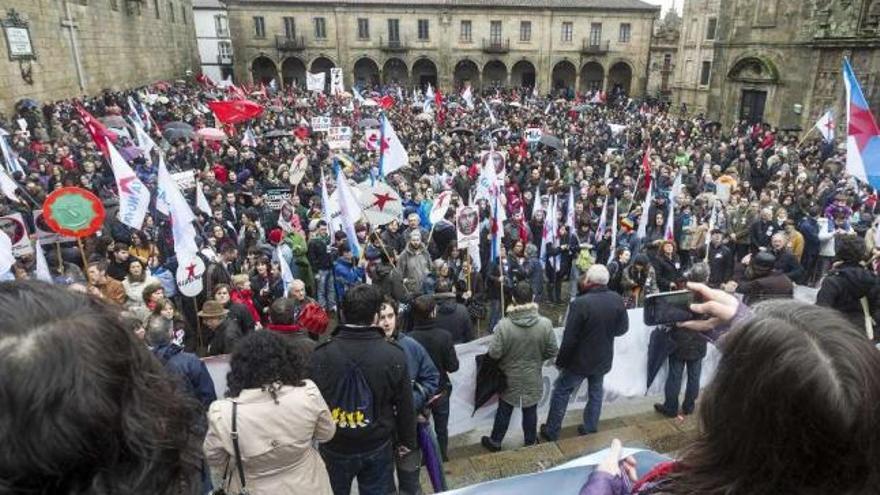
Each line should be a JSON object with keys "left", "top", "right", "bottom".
{"left": 268, "top": 228, "right": 283, "bottom": 245}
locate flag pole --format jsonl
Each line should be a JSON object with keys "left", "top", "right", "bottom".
{"left": 192, "top": 298, "right": 203, "bottom": 354}
{"left": 795, "top": 125, "right": 817, "bottom": 150}
{"left": 76, "top": 238, "right": 89, "bottom": 274}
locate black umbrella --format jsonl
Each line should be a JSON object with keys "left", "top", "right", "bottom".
{"left": 473, "top": 353, "right": 507, "bottom": 414}
{"left": 646, "top": 326, "right": 677, "bottom": 391}
{"left": 162, "top": 127, "right": 195, "bottom": 141}
{"left": 449, "top": 127, "right": 473, "bottom": 136}
{"left": 539, "top": 134, "right": 563, "bottom": 150}
{"left": 164, "top": 121, "right": 193, "bottom": 131}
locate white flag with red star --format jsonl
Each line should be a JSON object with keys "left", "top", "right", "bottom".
{"left": 815, "top": 109, "right": 835, "bottom": 143}
{"left": 106, "top": 137, "right": 150, "bottom": 230}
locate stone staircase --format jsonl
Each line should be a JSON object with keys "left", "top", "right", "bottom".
{"left": 427, "top": 411, "right": 698, "bottom": 492}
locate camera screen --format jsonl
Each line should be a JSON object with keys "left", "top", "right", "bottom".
{"left": 650, "top": 291, "right": 694, "bottom": 324}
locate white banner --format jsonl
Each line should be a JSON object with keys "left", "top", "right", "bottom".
{"left": 171, "top": 170, "right": 196, "bottom": 190}
{"left": 330, "top": 68, "right": 344, "bottom": 95}
{"left": 306, "top": 71, "right": 326, "bottom": 92}
{"left": 525, "top": 127, "right": 543, "bottom": 143}
{"left": 0, "top": 212, "right": 33, "bottom": 256}
{"left": 327, "top": 126, "right": 352, "bottom": 150}
{"left": 310, "top": 116, "right": 331, "bottom": 132}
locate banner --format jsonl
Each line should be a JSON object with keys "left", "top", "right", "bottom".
{"left": 34, "top": 209, "right": 75, "bottom": 244}
{"left": 330, "top": 68, "right": 344, "bottom": 95}
{"left": 327, "top": 126, "right": 352, "bottom": 150}
{"left": 306, "top": 71, "right": 326, "bottom": 92}
{"left": 171, "top": 170, "right": 196, "bottom": 190}
{"left": 310, "top": 116, "right": 331, "bottom": 132}
{"left": 456, "top": 206, "right": 480, "bottom": 249}
{"left": 0, "top": 212, "right": 33, "bottom": 256}
{"left": 525, "top": 128, "right": 543, "bottom": 143}
{"left": 265, "top": 187, "right": 292, "bottom": 210}
{"left": 356, "top": 180, "right": 402, "bottom": 226}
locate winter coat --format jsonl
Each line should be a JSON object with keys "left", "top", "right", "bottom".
{"left": 307, "top": 236, "right": 332, "bottom": 271}
{"left": 798, "top": 217, "right": 820, "bottom": 256}
{"left": 152, "top": 344, "right": 216, "bottom": 408}
{"left": 770, "top": 248, "right": 805, "bottom": 284}
{"left": 204, "top": 382, "right": 335, "bottom": 495}
{"left": 488, "top": 303, "right": 558, "bottom": 407}
{"left": 433, "top": 292, "right": 474, "bottom": 344}
{"left": 707, "top": 243, "right": 734, "bottom": 286}
{"left": 333, "top": 258, "right": 365, "bottom": 300}
{"left": 652, "top": 254, "right": 683, "bottom": 292}
{"left": 207, "top": 318, "right": 244, "bottom": 356}
{"left": 749, "top": 219, "right": 778, "bottom": 252}
{"left": 231, "top": 289, "right": 261, "bottom": 326}
{"left": 397, "top": 245, "right": 432, "bottom": 293}
{"left": 556, "top": 286, "right": 629, "bottom": 377}
{"left": 371, "top": 264, "right": 410, "bottom": 302}
{"left": 409, "top": 322, "right": 460, "bottom": 392}
{"left": 310, "top": 325, "right": 416, "bottom": 454}
{"left": 817, "top": 264, "right": 880, "bottom": 335}
{"left": 737, "top": 272, "right": 794, "bottom": 306}
{"left": 225, "top": 300, "right": 257, "bottom": 335}
{"left": 381, "top": 228, "right": 406, "bottom": 256}
{"left": 670, "top": 324, "right": 708, "bottom": 361}
{"left": 619, "top": 265, "right": 659, "bottom": 307}
{"left": 396, "top": 334, "right": 440, "bottom": 411}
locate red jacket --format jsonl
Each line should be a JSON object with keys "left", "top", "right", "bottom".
{"left": 230, "top": 289, "right": 261, "bottom": 324}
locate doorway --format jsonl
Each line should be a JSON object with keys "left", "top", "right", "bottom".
{"left": 740, "top": 89, "right": 767, "bottom": 123}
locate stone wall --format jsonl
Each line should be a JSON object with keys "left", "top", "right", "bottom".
{"left": 0, "top": 0, "right": 198, "bottom": 114}
{"left": 224, "top": 1, "right": 658, "bottom": 96}
{"left": 671, "top": 0, "right": 719, "bottom": 115}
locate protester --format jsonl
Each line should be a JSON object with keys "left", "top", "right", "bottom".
{"left": 200, "top": 299, "right": 242, "bottom": 356}
{"left": 482, "top": 282, "right": 558, "bottom": 452}
{"left": 433, "top": 279, "right": 474, "bottom": 344}
{"left": 204, "top": 331, "right": 335, "bottom": 494}
{"left": 816, "top": 234, "right": 880, "bottom": 337}
{"left": 0, "top": 281, "right": 204, "bottom": 494}
{"left": 86, "top": 259, "right": 127, "bottom": 305}
{"left": 725, "top": 252, "right": 794, "bottom": 305}
{"left": 309, "top": 284, "right": 416, "bottom": 495}
{"left": 542, "top": 265, "right": 629, "bottom": 441}
{"left": 265, "top": 296, "right": 316, "bottom": 359}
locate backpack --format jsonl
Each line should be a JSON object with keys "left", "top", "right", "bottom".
{"left": 330, "top": 359, "right": 375, "bottom": 430}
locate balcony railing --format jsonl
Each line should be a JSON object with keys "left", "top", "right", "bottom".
{"left": 379, "top": 36, "right": 408, "bottom": 51}
{"left": 581, "top": 39, "right": 610, "bottom": 54}
{"left": 482, "top": 38, "right": 510, "bottom": 53}
{"left": 275, "top": 35, "right": 305, "bottom": 51}
{"left": 217, "top": 54, "right": 233, "bottom": 64}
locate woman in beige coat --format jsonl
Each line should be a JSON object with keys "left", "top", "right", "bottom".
{"left": 204, "top": 331, "right": 335, "bottom": 494}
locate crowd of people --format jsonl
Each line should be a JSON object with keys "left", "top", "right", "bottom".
{"left": 2, "top": 74, "right": 880, "bottom": 494}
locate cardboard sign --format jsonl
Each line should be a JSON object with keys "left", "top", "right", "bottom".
{"left": 525, "top": 128, "right": 543, "bottom": 143}
{"left": 306, "top": 71, "right": 325, "bottom": 92}
{"left": 310, "top": 116, "right": 331, "bottom": 132}
{"left": 34, "top": 209, "right": 75, "bottom": 244}
{"left": 265, "top": 187, "right": 292, "bottom": 210}
{"left": 327, "top": 126, "right": 352, "bottom": 150}
{"left": 330, "top": 68, "right": 344, "bottom": 95}
{"left": 0, "top": 213, "right": 33, "bottom": 256}
{"left": 289, "top": 153, "right": 308, "bottom": 185}
{"left": 171, "top": 170, "right": 196, "bottom": 190}
{"left": 480, "top": 149, "right": 507, "bottom": 175}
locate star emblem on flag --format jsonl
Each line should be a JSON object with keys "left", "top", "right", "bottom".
{"left": 118, "top": 176, "right": 135, "bottom": 194}
{"left": 186, "top": 263, "right": 197, "bottom": 278}
{"left": 371, "top": 192, "right": 396, "bottom": 211}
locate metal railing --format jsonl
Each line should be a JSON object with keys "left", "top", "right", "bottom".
{"left": 275, "top": 35, "right": 305, "bottom": 51}
{"left": 581, "top": 39, "right": 610, "bottom": 54}
{"left": 482, "top": 38, "right": 510, "bottom": 53}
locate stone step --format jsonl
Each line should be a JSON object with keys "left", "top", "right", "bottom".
{"left": 427, "top": 411, "right": 698, "bottom": 492}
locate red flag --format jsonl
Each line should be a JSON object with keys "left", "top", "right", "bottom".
{"left": 196, "top": 73, "right": 216, "bottom": 87}
{"left": 294, "top": 126, "right": 310, "bottom": 140}
{"left": 378, "top": 95, "right": 395, "bottom": 110}
{"left": 227, "top": 84, "right": 247, "bottom": 100}
{"left": 75, "top": 104, "right": 118, "bottom": 158}
{"left": 642, "top": 146, "right": 652, "bottom": 190}
{"left": 207, "top": 100, "right": 264, "bottom": 125}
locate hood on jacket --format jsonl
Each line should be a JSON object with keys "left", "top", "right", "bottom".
{"left": 152, "top": 343, "right": 183, "bottom": 364}
{"left": 373, "top": 264, "right": 393, "bottom": 281}
{"left": 834, "top": 264, "right": 878, "bottom": 295}
{"left": 435, "top": 292, "right": 457, "bottom": 314}
{"left": 506, "top": 302, "right": 540, "bottom": 327}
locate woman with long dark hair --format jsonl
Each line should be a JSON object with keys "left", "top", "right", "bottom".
{"left": 0, "top": 281, "right": 204, "bottom": 494}
{"left": 204, "top": 331, "right": 335, "bottom": 494}
{"left": 580, "top": 286, "right": 880, "bottom": 494}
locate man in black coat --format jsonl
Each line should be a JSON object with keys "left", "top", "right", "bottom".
{"left": 310, "top": 284, "right": 416, "bottom": 495}
{"left": 817, "top": 235, "right": 880, "bottom": 336}
{"left": 749, "top": 207, "right": 778, "bottom": 253}
{"left": 408, "top": 294, "right": 459, "bottom": 461}
{"left": 707, "top": 230, "right": 734, "bottom": 287}
{"left": 540, "top": 265, "right": 629, "bottom": 441}
{"left": 433, "top": 279, "right": 474, "bottom": 344}
{"left": 769, "top": 233, "right": 805, "bottom": 284}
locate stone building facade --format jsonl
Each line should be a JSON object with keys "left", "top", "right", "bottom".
{"left": 223, "top": 0, "right": 659, "bottom": 96}
{"left": 0, "top": 0, "right": 198, "bottom": 114}
{"left": 646, "top": 9, "right": 680, "bottom": 100}
{"left": 672, "top": 0, "right": 719, "bottom": 115}
{"left": 194, "top": 0, "right": 234, "bottom": 83}
{"left": 707, "top": 0, "right": 880, "bottom": 130}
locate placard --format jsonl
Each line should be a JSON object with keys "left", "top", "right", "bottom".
{"left": 0, "top": 213, "right": 33, "bottom": 256}
{"left": 525, "top": 127, "right": 543, "bottom": 143}
{"left": 327, "top": 126, "right": 352, "bottom": 150}
{"left": 34, "top": 209, "right": 74, "bottom": 244}
{"left": 310, "top": 116, "right": 331, "bottom": 132}
{"left": 176, "top": 254, "right": 206, "bottom": 297}
{"left": 364, "top": 128, "right": 381, "bottom": 151}
{"left": 480, "top": 149, "right": 507, "bottom": 175}
{"left": 289, "top": 153, "right": 308, "bottom": 185}
{"left": 265, "top": 187, "right": 292, "bottom": 210}
{"left": 330, "top": 68, "right": 344, "bottom": 95}
{"left": 306, "top": 71, "right": 325, "bottom": 92}
{"left": 171, "top": 170, "right": 195, "bottom": 190}
{"left": 456, "top": 206, "right": 480, "bottom": 249}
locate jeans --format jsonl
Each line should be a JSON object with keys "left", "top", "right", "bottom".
{"left": 320, "top": 440, "right": 394, "bottom": 495}
{"left": 432, "top": 392, "right": 451, "bottom": 460}
{"left": 543, "top": 370, "right": 604, "bottom": 440}
{"left": 488, "top": 299, "right": 502, "bottom": 333}
{"left": 489, "top": 399, "right": 538, "bottom": 446}
{"left": 663, "top": 357, "right": 702, "bottom": 414}
{"left": 388, "top": 445, "right": 422, "bottom": 495}
{"left": 316, "top": 269, "right": 336, "bottom": 310}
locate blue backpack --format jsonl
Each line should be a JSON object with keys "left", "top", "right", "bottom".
{"left": 330, "top": 359, "right": 375, "bottom": 429}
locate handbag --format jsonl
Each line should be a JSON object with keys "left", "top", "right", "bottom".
{"left": 216, "top": 401, "right": 248, "bottom": 495}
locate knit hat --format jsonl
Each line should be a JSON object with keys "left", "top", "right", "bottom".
{"left": 267, "top": 228, "right": 283, "bottom": 245}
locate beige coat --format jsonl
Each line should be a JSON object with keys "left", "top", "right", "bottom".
{"left": 204, "top": 380, "right": 336, "bottom": 495}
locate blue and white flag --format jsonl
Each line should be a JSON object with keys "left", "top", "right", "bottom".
{"left": 107, "top": 137, "right": 150, "bottom": 230}
{"left": 241, "top": 126, "right": 257, "bottom": 147}
{"left": 157, "top": 155, "right": 198, "bottom": 258}
{"left": 334, "top": 160, "right": 364, "bottom": 258}
{"left": 0, "top": 128, "right": 24, "bottom": 175}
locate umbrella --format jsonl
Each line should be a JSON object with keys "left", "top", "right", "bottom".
{"left": 197, "top": 127, "right": 228, "bottom": 141}
{"left": 263, "top": 129, "right": 292, "bottom": 139}
{"left": 449, "top": 127, "right": 473, "bottom": 136}
{"left": 417, "top": 422, "right": 447, "bottom": 492}
{"left": 358, "top": 118, "right": 380, "bottom": 128}
{"left": 100, "top": 115, "right": 128, "bottom": 128}
{"left": 539, "top": 134, "right": 563, "bottom": 150}
{"left": 473, "top": 353, "right": 507, "bottom": 413}
{"left": 415, "top": 113, "right": 433, "bottom": 122}
{"left": 164, "top": 121, "right": 193, "bottom": 131}
{"left": 15, "top": 98, "right": 39, "bottom": 111}
{"left": 646, "top": 326, "right": 677, "bottom": 390}
{"left": 162, "top": 127, "right": 195, "bottom": 141}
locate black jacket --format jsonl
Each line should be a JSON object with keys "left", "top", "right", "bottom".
{"left": 749, "top": 219, "right": 778, "bottom": 252}
{"left": 371, "top": 264, "right": 410, "bottom": 302}
{"left": 310, "top": 325, "right": 416, "bottom": 454}
{"left": 433, "top": 293, "right": 474, "bottom": 344}
{"left": 707, "top": 243, "right": 734, "bottom": 286}
{"left": 817, "top": 264, "right": 880, "bottom": 334}
{"left": 224, "top": 301, "right": 256, "bottom": 335}
{"left": 307, "top": 236, "right": 332, "bottom": 271}
{"left": 770, "top": 248, "right": 805, "bottom": 284}
{"left": 206, "top": 319, "right": 243, "bottom": 356}
{"left": 556, "top": 286, "right": 629, "bottom": 376}
{"left": 652, "top": 254, "right": 682, "bottom": 292}
{"left": 737, "top": 272, "right": 794, "bottom": 306}
{"left": 408, "top": 322, "right": 460, "bottom": 391}
{"left": 670, "top": 325, "right": 707, "bottom": 361}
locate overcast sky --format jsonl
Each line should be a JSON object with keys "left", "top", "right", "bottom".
{"left": 644, "top": 0, "right": 681, "bottom": 14}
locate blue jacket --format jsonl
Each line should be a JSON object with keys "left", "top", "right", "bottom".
{"left": 333, "top": 258, "right": 365, "bottom": 299}
{"left": 397, "top": 334, "right": 440, "bottom": 411}
{"left": 798, "top": 217, "right": 820, "bottom": 255}
{"left": 152, "top": 344, "right": 217, "bottom": 408}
